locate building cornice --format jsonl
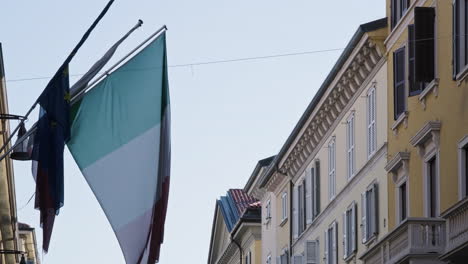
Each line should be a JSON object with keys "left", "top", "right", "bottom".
{"left": 278, "top": 38, "right": 385, "bottom": 180}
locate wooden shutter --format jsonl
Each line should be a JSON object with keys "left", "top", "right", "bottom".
{"left": 305, "top": 240, "right": 318, "bottom": 264}
{"left": 314, "top": 160, "right": 321, "bottom": 217}
{"left": 351, "top": 203, "right": 357, "bottom": 252}
{"left": 415, "top": 7, "right": 435, "bottom": 82}
{"left": 393, "top": 47, "right": 406, "bottom": 120}
{"left": 306, "top": 169, "right": 313, "bottom": 224}
{"left": 293, "top": 186, "right": 299, "bottom": 239}
{"left": 332, "top": 222, "right": 337, "bottom": 264}
{"left": 292, "top": 255, "right": 303, "bottom": 264}
{"left": 453, "top": 0, "right": 460, "bottom": 78}
{"left": 343, "top": 212, "right": 348, "bottom": 259}
{"left": 372, "top": 183, "right": 379, "bottom": 235}
{"left": 361, "top": 192, "right": 367, "bottom": 243}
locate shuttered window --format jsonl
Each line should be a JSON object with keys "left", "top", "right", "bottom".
{"left": 408, "top": 25, "right": 427, "bottom": 95}
{"left": 292, "top": 255, "right": 303, "bottom": 264}
{"left": 453, "top": 0, "right": 468, "bottom": 77}
{"left": 346, "top": 113, "right": 355, "bottom": 179}
{"left": 391, "top": 0, "right": 410, "bottom": 28}
{"left": 305, "top": 240, "right": 319, "bottom": 264}
{"left": 343, "top": 203, "right": 357, "bottom": 259}
{"left": 362, "top": 183, "right": 379, "bottom": 243}
{"left": 367, "top": 87, "right": 377, "bottom": 157}
{"left": 312, "top": 160, "right": 321, "bottom": 220}
{"left": 328, "top": 138, "right": 336, "bottom": 200}
{"left": 293, "top": 186, "right": 298, "bottom": 239}
{"left": 281, "top": 191, "right": 288, "bottom": 221}
{"left": 324, "top": 222, "right": 337, "bottom": 264}
{"left": 393, "top": 47, "right": 406, "bottom": 120}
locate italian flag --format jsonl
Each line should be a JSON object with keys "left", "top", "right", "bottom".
{"left": 68, "top": 33, "right": 170, "bottom": 264}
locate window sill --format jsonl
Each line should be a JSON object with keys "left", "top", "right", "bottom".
{"left": 418, "top": 78, "right": 439, "bottom": 110}
{"left": 455, "top": 64, "right": 468, "bottom": 85}
{"left": 344, "top": 251, "right": 356, "bottom": 262}
{"left": 391, "top": 111, "right": 408, "bottom": 136}
{"left": 279, "top": 218, "right": 288, "bottom": 227}
{"left": 363, "top": 234, "right": 377, "bottom": 246}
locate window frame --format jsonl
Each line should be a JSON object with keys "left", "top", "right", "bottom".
{"left": 281, "top": 191, "right": 288, "bottom": 222}
{"left": 423, "top": 149, "right": 439, "bottom": 218}
{"left": 391, "top": 0, "right": 410, "bottom": 29}
{"left": 396, "top": 178, "right": 409, "bottom": 223}
{"left": 453, "top": 0, "right": 468, "bottom": 78}
{"left": 458, "top": 136, "right": 468, "bottom": 199}
{"left": 324, "top": 222, "right": 337, "bottom": 264}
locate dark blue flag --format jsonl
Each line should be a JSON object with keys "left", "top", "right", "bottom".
{"left": 32, "top": 65, "right": 70, "bottom": 252}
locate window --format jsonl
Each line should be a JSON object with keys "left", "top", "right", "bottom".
{"left": 391, "top": 0, "right": 410, "bottom": 28}
{"left": 399, "top": 182, "right": 408, "bottom": 222}
{"left": 393, "top": 47, "right": 406, "bottom": 120}
{"left": 324, "top": 222, "right": 337, "bottom": 264}
{"left": 367, "top": 87, "right": 377, "bottom": 157}
{"left": 281, "top": 191, "right": 288, "bottom": 221}
{"left": 453, "top": 0, "right": 468, "bottom": 77}
{"left": 427, "top": 156, "right": 438, "bottom": 217}
{"left": 293, "top": 179, "right": 307, "bottom": 239}
{"left": 362, "top": 183, "right": 379, "bottom": 243}
{"left": 266, "top": 199, "right": 271, "bottom": 221}
{"left": 245, "top": 251, "right": 251, "bottom": 264}
{"left": 305, "top": 240, "right": 319, "bottom": 264}
{"left": 408, "top": 25, "right": 427, "bottom": 95}
{"left": 343, "top": 203, "right": 357, "bottom": 259}
{"left": 328, "top": 138, "right": 336, "bottom": 200}
{"left": 278, "top": 249, "right": 289, "bottom": 264}
{"left": 465, "top": 145, "right": 468, "bottom": 198}
{"left": 346, "top": 113, "right": 355, "bottom": 179}
{"left": 312, "top": 160, "right": 321, "bottom": 220}
{"left": 298, "top": 179, "right": 306, "bottom": 234}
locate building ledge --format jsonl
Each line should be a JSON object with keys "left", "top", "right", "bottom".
{"left": 418, "top": 78, "right": 439, "bottom": 110}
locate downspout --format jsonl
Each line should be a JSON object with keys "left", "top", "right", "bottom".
{"left": 289, "top": 178, "right": 293, "bottom": 260}
{"left": 231, "top": 235, "right": 242, "bottom": 264}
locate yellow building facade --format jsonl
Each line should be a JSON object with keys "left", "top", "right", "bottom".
{"left": 362, "top": 0, "right": 468, "bottom": 263}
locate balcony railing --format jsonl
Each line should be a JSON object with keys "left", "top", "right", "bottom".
{"left": 360, "top": 218, "right": 446, "bottom": 264}
{"left": 442, "top": 197, "right": 468, "bottom": 255}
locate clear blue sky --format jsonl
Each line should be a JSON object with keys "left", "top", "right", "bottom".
{"left": 1, "top": 1, "right": 384, "bottom": 263}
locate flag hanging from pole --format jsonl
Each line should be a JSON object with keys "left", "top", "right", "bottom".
{"left": 68, "top": 32, "right": 170, "bottom": 264}
{"left": 31, "top": 0, "right": 115, "bottom": 252}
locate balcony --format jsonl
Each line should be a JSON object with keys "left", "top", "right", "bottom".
{"left": 360, "top": 218, "right": 446, "bottom": 264}
{"left": 441, "top": 198, "right": 468, "bottom": 262}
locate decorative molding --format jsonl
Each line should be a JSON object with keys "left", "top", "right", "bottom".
{"left": 391, "top": 111, "right": 408, "bottom": 136}
{"left": 385, "top": 152, "right": 410, "bottom": 184}
{"left": 409, "top": 121, "right": 441, "bottom": 157}
{"left": 418, "top": 78, "right": 439, "bottom": 110}
{"left": 277, "top": 38, "right": 385, "bottom": 178}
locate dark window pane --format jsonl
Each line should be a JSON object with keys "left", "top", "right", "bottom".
{"left": 415, "top": 7, "right": 435, "bottom": 83}
{"left": 401, "top": 183, "right": 407, "bottom": 221}
{"left": 429, "top": 157, "right": 437, "bottom": 217}
{"left": 394, "top": 47, "right": 406, "bottom": 119}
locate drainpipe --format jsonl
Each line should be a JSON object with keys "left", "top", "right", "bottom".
{"left": 231, "top": 235, "right": 242, "bottom": 264}
{"left": 289, "top": 178, "right": 294, "bottom": 260}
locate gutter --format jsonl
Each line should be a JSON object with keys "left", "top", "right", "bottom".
{"left": 259, "top": 17, "right": 387, "bottom": 188}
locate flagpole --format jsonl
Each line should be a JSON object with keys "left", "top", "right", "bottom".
{"left": 0, "top": 0, "right": 116, "bottom": 159}
{"left": 0, "top": 24, "right": 168, "bottom": 162}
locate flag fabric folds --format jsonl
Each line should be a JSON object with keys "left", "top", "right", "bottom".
{"left": 31, "top": 65, "right": 70, "bottom": 252}
{"left": 68, "top": 32, "right": 170, "bottom": 264}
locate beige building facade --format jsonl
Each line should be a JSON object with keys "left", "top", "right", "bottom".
{"left": 260, "top": 19, "right": 389, "bottom": 264}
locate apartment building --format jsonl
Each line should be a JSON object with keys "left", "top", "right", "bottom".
{"left": 361, "top": 1, "right": 468, "bottom": 263}
{"left": 260, "top": 19, "right": 389, "bottom": 264}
